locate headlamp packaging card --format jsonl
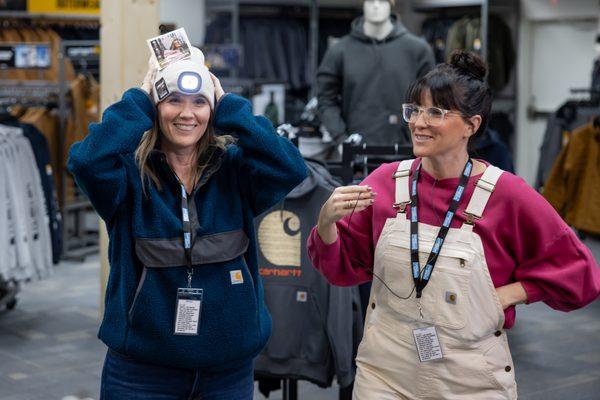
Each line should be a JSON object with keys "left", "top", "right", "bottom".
{"left": 147, "top": 28, "right": 192, "bottom": 70}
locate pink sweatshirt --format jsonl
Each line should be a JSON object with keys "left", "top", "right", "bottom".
{"left": 307, "top": 159, "right": 600, "bottom": 329}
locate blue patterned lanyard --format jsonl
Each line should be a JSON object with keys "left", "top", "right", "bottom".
{"left": 409, "top": 159, "right": 472, "bottom": 299}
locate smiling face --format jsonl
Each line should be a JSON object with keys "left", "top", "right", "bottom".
{"left": 409, "top": 90, "right": 480, "bottom": 160}
{"left": 157, "top": 92, "right": 211, "bottom": 152}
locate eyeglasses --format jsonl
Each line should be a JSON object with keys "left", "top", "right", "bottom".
{"left": 401, "top": 104, "right": 462, "bottom": 127}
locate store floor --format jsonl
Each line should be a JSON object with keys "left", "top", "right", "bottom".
{"left": 1, "top": 237, "right": 599, "bottom": 400}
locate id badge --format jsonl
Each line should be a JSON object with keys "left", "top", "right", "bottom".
{"left": 174, "top": 288, "right": 203, "bottom": 336}
{"left": 412, "top": 326, "right": 443, "bottom": 362}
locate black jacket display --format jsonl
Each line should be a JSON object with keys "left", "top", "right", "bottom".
{"left": 205, "top": 15, "right": 310, "bottom": 90}
{"left": 473, "top": 128, "right": 514, "bottom": 173}
{"left": 254, "top": 160, "right": 362, "bottom": 389}
{"left": 316, "top": 16, "right": 435, "bottom": 146}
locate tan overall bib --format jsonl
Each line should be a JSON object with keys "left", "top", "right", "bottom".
{"left": 353, "top": 160, "right": 518, "bottom": 400}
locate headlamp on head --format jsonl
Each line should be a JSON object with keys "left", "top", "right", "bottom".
{"left": 178, "top": 71, "right": 202, "bottom": 93}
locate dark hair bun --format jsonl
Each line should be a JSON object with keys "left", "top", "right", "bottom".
{"left": 449, "top": 50, "right": 487, "bottom": 81}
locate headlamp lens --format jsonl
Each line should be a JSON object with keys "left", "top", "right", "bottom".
{"left": 178, "top": 72, "right": 201, "bottom": 93}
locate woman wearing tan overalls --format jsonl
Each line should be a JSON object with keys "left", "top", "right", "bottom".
{"left": 307, "top": 51, "right": 600, "bottom": 399}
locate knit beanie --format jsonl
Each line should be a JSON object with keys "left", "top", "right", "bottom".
{"left": 152, "top": 46, "right": 215, "bottom": 109}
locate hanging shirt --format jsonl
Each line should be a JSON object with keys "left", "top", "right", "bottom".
{"left": 307, "top": 159, "right": 600, "bottom": 329}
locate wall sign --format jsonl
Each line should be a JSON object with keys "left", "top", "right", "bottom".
{"left": 27, "top": 0, "right": 100, "bottom": 15}
{"left": 0, "top": 44, "right": 51, "bottom": 68}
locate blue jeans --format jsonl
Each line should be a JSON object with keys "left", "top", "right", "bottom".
{"left": 100, "top": 349, "right": 254, "bottom": 400}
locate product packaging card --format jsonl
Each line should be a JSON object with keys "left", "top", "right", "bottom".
{"left": 147, "top": 28, "right": 192, "bottom": 70}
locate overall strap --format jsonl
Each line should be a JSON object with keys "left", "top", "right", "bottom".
{"left": 461, "top": 165, "right": 504, "bottom": 231}
{"left": 393, "top": 159, "right": 415, "bottom": 213}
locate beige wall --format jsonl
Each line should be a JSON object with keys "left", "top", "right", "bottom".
{"left": 99, "top": 0, "right": 159, "bottom": 317}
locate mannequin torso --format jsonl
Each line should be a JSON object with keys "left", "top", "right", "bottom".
{"left": 315, "top": 0, "right": 436, "bottom": 148}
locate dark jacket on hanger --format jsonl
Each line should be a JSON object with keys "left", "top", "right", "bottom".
{"left": 254, "top": 160, "right": 362, "bottom": 389}
{"left": 473, "top": 128, "right": 514, "bottom": 173}
{"left": 446, "top": 15, "right": 515, "bottom": 92}
{"left": 591, "top": 58, "right": 600, "bottom": 102}
{"left": 421, "top": 16, "right": 458, "bottom": 64}
{"left": 317, "top": 16, "right": 435, "bottom": 146}
{"left": 241, "top": 18, "right": 309, "bottom": 89}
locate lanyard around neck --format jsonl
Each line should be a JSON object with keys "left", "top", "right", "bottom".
{"left": 409, "top": 159, "right": 473, "bottom": 298}
{"left": 179, "top": 184, "right": 194, "bottom": 288}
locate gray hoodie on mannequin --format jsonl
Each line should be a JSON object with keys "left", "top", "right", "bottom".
{"left": 317, "top": 15, "right": 435, "bottom": 146}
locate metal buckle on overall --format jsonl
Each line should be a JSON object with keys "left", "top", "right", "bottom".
{"left": 393, "top": 201, "right": 411, "bottom": 213}
{"left": 463, "top": 211, "right": 481, "bottom": 226}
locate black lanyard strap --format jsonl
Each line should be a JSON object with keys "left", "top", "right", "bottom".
{"left": 409, "top": 159, "right": 472, "bottom": 298}
{"left": 180, "top": 184, "right": 194, "bottom": 287}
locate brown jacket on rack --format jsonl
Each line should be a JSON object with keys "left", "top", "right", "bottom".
{"left": 39, "top": 28, "right": 76, "bottom": 82}
{"left": 0, "top": 28, "right": 28, "bottom": 80}
{"left": 69, "top": 73, "right": 100, "bottom": 143}
{"left": 543, "top": 122, "right": 600, "bottom": 235}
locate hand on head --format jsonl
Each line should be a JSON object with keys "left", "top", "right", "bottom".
{"left": 209, "top": 72, "right": 225, "bottom": 103}
{"left": 141, "top": 57, "right": 159, "bottom": 95}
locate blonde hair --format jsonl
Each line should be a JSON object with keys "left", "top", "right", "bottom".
{"left": 135, "top": 112, "right": 234, "bottom": 194}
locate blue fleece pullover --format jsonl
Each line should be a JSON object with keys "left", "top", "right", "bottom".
{"left": 68, "top": 88, "right": 307, "bottom": 370}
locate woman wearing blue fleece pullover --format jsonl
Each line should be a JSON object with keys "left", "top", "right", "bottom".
{"left": 68, "top": 46, "right": 307, "bottom": 399}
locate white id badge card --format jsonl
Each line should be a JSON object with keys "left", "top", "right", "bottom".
{"left": 174, "top": 288, "right": 203, "bottom": 336}
{"left": 412, "top": 326, "right": 444, "bottom": 362}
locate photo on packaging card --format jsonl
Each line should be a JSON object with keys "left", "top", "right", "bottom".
{"left": 147, "top": 28, "right": 192, "bottom": 70}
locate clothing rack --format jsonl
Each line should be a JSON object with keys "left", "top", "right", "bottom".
{"left": 58, "top": 39, "right": 100, "bottom": 261}
{"left": 1, "top": 97, "right": 57, "bottom": 311}
{"left": 328, "top": 142, "right": 415, "bottom": 184}
{"left": 0, "top": 40, "right": 100, "bottom": 262}
{"left": 530, "top": 89, "right": 600, "bottom": 120}
{"left": 0, "top": 81, "right": 61, "bottom": 101}
{"left": 0, "top": 95, "right": 59, "bottom": 110}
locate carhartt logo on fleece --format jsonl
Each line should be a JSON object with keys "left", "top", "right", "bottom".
{"left": 230, "top": 270, "right": 243, "bottom": 285}
{"left": 296, "top": 291, "right": 307, "bottom": 302}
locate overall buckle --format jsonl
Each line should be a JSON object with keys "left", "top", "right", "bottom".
{"left": 393, "top": 201, "right": 411, "bottom": 213}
